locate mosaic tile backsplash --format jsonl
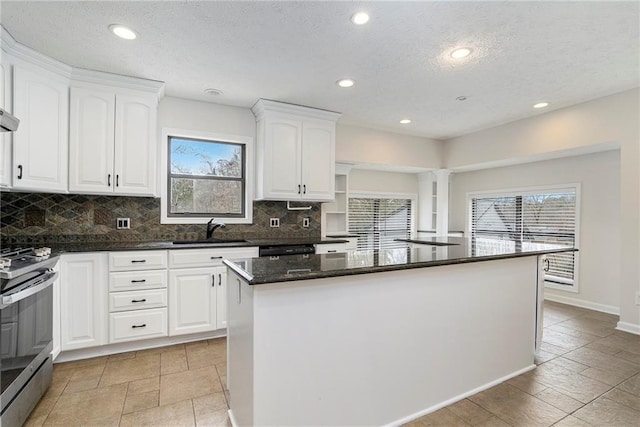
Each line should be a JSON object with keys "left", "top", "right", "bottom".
{"left": 0, "top": 192, "right": 321, "bottom": 245}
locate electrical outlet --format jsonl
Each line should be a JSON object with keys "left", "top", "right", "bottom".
{"left": 303, "top": 217, "right": 310, "bottom": 228}
{"left": 116, "top": 218, "right": 130, "bottom": 230}
{"left": 270, "top": 218, "right": 280, "bottom": 228}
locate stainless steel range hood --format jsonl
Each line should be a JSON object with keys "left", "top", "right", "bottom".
{"left": 0, "top": 107, "right": 19, "bottom": 132}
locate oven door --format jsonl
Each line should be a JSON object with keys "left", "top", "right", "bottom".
{"left": 1, "top": 270, "right": 56, "bottom": 416}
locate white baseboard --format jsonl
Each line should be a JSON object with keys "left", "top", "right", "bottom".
{"left": 386, "top": 364, "right": 536, "bottom": 427}
{"left": 616, "top": 321, "right": 640, "bottom": 336}
{"left": 55, "top": 329, "right": 226, "bottom": 363}
{"left": 544, "top": 294, "right": 620, "bottom": 315}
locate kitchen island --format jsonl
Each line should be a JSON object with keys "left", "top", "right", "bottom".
{"left": 223, "top": 237, "right": 575, "bottom": 426}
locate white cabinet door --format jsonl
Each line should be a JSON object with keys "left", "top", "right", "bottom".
{"left": 68, "top": 87, "right": 115, "bottom": 193}
{"left": 301, "top": 120, "right": 335, "bottom": 201}
{"left": 0, "top": 60, "right": 11, "bottom": 188}
{"left": 214, "top": 266, "right": 227, "bottom": 329}
{"left": 261, "top": 116, "right": 302, "bottom": 200}
{"left": 60, "top": 253, "right": 108, "bottom": 351}
{"left": 12, "top": 65, "right": 68, "bottom": 192}
{"left": 114, "top": 94, "right": 157, "bottom": 195}
{"left": 169, "top": 268, "right": 217, "bottom": 336}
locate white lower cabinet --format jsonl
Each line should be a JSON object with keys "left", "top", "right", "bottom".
{"left": 169, "top": 267, "right": 221, "bottom": 336}
{"left": 168, "top": 247, "right": 257, "bottom": 336}
{"left": 55, "top": 247, "right": 257, "bottom": 354}
{"left": 59, "top": 253, "right": 108, "bottom": 351}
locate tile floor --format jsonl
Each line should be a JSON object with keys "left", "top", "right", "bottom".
{"left": 24, "top": 301, "right": 640, "bottom": 426}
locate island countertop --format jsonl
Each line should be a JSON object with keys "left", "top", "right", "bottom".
{"left": 224, "top": 236, "right": 576, "bottom": 285}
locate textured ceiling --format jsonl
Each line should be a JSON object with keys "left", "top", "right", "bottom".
{"left": 1, "top": 1, "right": 638, "bottom": 139}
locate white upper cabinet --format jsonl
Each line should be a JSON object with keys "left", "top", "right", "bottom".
{"left": 252, "top": 99, "right": 340, "bottom": 202}
{"left": 69, "top": 87, "right": 115, "bottom": 192}
{"left": 69, "top": 87, "right": 157, "bottom": 196}
{"left": 12, "top": 64, "right": 69, "bottom": 192}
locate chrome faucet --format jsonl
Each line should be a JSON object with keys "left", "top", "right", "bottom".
{"left": 206, "top": 218, "right": 226, "bottom": 240}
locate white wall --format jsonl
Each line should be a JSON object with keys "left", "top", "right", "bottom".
{"left": 337, "top": 124, "right": 443, "bottom": 170}
{"left": 349, "top": 169, "right": 418, "bottom": 195}
{"left": 444, "top": 88, "right": 639, "bottom": 332}
{"left": 449, "top": 150, "right": 621, "bottom": 312}
{"left": 158, "top": 97, "right": 256, "bottom": 138}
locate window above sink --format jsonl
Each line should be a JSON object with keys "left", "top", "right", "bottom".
{"left": 160, "top": 128, "right": 254, "bottom": 224}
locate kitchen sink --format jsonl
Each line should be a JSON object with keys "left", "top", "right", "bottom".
{"left": 172, "top": 239, "right": 247, "bottom": 245}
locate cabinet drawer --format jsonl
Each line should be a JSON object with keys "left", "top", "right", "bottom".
{"left": 109, "top": 270, "right": 167, "bottom": 292}
{"left": 109, "top": 308, "right": 167, "bottom": 343}
{"left": 315, "top": 243, "right": 348, "bottom": 254}
{"left": 109, "top": 289, "right": 167, "bottom": 312}
{"left": 109, "top": 251, "right": 167, "bottom": 271}
{"left": 169, "top": 247, "right": 258, "bottom": 268}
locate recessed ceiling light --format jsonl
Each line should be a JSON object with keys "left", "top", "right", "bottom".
{"left": 336, "top": 79, "right": 355, "bottom": 88}
{"left": 204, "top": 88, "right": 223, "bottom": 96}
{"left": 450, "top": 47, "right": 472, "bottom": 59}
{"left": 351, "top": 12, "right": 370, "bottom": 25}
{"left": 109, "top": 24, "right": 137, "bottom": 40}
{"left": 533, "top": 102, "right": 549, "bottom": 109}
{"left": 400, "top": 119, "right": 411, "bottom": 124}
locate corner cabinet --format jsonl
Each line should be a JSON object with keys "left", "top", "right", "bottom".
{"left": 12, "top": 64, "right": 69, "bottom": 192}
{"left": 252, "top": 99, "right": 341, "bottom": 201}
{"left": 69, "top": 86, "right": 158, "bottom": 196}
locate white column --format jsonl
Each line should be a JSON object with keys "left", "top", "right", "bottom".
{"left": 417, "top": 172, "right": 436, "bottom": 233}
{"left": 435, "top": 169, "right": 451, "bottom": 236}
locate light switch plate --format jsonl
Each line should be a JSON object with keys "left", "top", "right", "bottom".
{"left": 303, "top": 218, "right": 310, "bottom": 228}
{"left": 116, "top": 218, "right": 130, "bottom": 229}
{"left": 270, "top": 218, "right": 280, "bottom": 227}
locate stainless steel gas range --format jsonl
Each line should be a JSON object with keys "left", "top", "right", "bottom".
{"left": 1, "top": 247, "right": 59, "bottom": 426}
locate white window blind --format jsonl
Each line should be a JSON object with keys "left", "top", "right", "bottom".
{"left": 348, "top": 198, "right": 412, "bottom": 250}
{"left": 471, "top": 189, "right": 576, "bottom": 286}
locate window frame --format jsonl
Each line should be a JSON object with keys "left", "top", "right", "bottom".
{"left": 160, "top": 128, "right": 254, "bottom": 224}
{"left": 348, "top": 191, "right": 417, "bottom": 250}
{"left": 466, "top": 183, "right": 581, "bottom": 293}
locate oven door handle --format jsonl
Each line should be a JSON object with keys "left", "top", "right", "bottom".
{"left": 1, "top": 271, "right": 58, "bottom": 308}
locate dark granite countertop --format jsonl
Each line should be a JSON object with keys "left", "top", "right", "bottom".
{"left": 10, "top": 238, "right": 347, "bottom": 253}
{"left": 224, "top": 236, "right": 576, "bottom": 285}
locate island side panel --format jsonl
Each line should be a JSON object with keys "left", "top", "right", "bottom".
{"left": 226, "top": 270, "right": 254, "bottom": 427}
{"left": 251, "top": 256, "right": 538, "bottom": 426}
